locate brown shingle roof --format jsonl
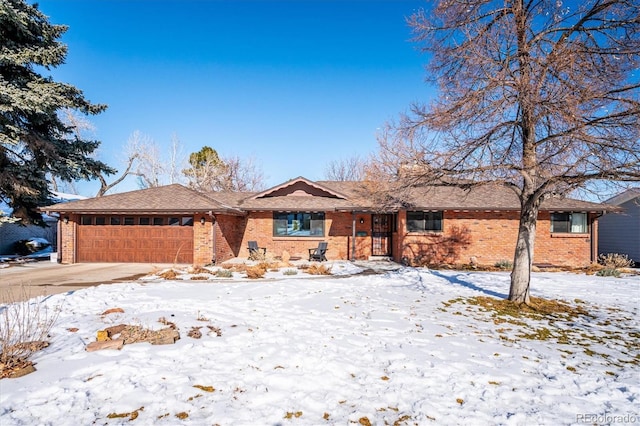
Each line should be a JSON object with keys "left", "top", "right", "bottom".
{"left": 319, "top": 181, "right": 610, "bottom": 212}
{"left": 42, "top": 184, "right": 243, "bottom": 215}
{"left": 42, "top": 179, "right": 611, "bottom": 215}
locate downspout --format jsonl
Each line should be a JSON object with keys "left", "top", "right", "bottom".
{"left": 56, "top": 216, "right": 62, "bottom": 263}
{"left": 351, "top": 211, "right": 356, "bottom": 261}
{"left": 591, "top": 212, "right": 603, "bottom": 264}
{"left": 72, "top": 217, "right": 77, "bottom": 263}
{"left": 210, "top": 212, "right": 216, "bottom": 264}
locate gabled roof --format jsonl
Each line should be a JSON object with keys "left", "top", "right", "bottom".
{"left": 42, "top": 184, "right": 243, "bottom": 215}
{"left": 249, "top": 176, "right": 349, "bottom": 200}
{"left": 604, "top": 188, "right": 640, "bottom": 206}
{"left": 41, "top": 179, "right": 611, "bottom": 215}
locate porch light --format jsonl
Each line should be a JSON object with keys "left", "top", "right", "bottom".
{"left": 63, "top": 216, "right": 69, "bottom": 224}
{"left": 359, "top": 217, "right": 365, "bottom": 224}
{"left": 200, "top": 217, "right": 206, "bottom": 225}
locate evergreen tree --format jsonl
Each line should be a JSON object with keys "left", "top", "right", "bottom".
{"left": 0, "top": 0, "right": 114, "bottom": 223}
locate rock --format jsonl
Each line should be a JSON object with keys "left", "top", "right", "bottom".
{"left": 101, "top": 307, "right": 124, "bottom": 316}
{"left": 104, "top": 324, "right": 127, "bottom": 337}
{"left": 86, "top": 339, "right": 124, "bottom": 352}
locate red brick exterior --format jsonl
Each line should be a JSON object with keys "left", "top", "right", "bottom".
{"left": 59, "top": 214, "right": 78, "bottom": 264}
{"left": 395, "top": 210, "right": 596, "bottom": 267}
{"left": 58, "top": 210, "right": 597, "bottom": 268}
{"left": 213, "top": 215, "right": 246, "bottom": 263}
{"left": 231, "top": 212, "right": 373, "bottom": 261}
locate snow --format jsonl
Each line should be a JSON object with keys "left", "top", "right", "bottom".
{"left": 1, "top": 262, "right": 638, "bottom": 425}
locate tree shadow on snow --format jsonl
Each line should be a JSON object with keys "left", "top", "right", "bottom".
{"left": 430, "top": 270, "right": 507, "bottom": 299}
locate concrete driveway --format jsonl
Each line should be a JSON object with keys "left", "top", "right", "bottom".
{"left": 0, "top": 262, "right": 176, "bottom": 303}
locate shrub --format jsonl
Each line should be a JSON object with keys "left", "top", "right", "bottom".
{"left": 158, "top": 269, "right": 179, "bottom": 280}
{"left": 596, "top": 268, "right": 621, "bottom": 277}
{"left": 282, "top": 269, "right": 298, "bottom": 276}
{"left": 246, "top": 264, "right": 267, "bottom": 279}
{"left": 0, "top": 286, "right": 60, "bottom": 377}
{"left": 306, "top": 264, "right": 332, "bottom": 275}
{"left": 215, "top": 269, "right": 233, "bottom": 278}
{"left": 598, "top": 253, "right": 634, "bottom": 269}
{"left": 494, "top": 259, "right": 513, "bottom": 270}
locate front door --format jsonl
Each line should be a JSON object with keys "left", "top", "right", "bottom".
{"left": 371, "top": 214, "right": 392, "bottom": 256}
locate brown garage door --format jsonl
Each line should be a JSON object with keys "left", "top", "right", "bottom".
{"left": 77, "top": 225, "right": 193, "bottom": 263}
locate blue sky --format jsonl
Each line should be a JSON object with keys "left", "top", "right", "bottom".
{"left": 36, "top": 0, "right": 433, "bottom": 196}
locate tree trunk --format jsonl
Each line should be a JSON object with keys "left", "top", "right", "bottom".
{"left": 509, "top": 201, "right": 539, "bottom": 304}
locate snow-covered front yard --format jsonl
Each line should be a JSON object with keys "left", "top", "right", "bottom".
{"left": 1, "top": 262, "right": 638, "bottom": 425}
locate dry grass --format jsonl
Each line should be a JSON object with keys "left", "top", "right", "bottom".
{"left": 188, "top": 275, "right": 209, "bottom": 281}
{"left": 158, "top": 269, "right": 179, "bottom": 280}
{"left": 0, "top": 284, "right": 60, "bottom": 378}
{"left": 188, "top": 265, "right": 211, "bottom": 275}
{"left": 463, "top": 296, "right": 592, "bottom": 319}
{"left": 306, "top": 264, "right": 332, "bottom": 275}
{"left": 245, "top": 264, "right": 267, "bottom": 279}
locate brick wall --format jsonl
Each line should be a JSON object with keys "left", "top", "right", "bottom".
{"left": 193, "top": 215, "right": 212, "bottom": 266}
{"left": 397, "top": 210, "right": 595, "bottom": 267}
{"left": 56, "top": 209, "right": 596, "bottom": 267}
{"left": 59, "top": 214, "right": 77, "bottom": 264}
{"left": 214, "top": 215, "right": 246, "bottom": 262}
{"left": 235, "top": 211, "right": 370, "bottom": 260}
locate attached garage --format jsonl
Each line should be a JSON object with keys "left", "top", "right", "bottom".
{"left": 76, "top": 215, "right": 194, "bottom": 263}
{"left": 43, "top": 185, "right": 245, "bottom": 265}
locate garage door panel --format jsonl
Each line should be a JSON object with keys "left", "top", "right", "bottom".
{"left": 77, "top": 225, "right": 194, "bottom": 263}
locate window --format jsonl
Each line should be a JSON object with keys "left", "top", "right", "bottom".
{"left": 153, "top": 217, "right": 164, "bottom": 226}
{"left": 551, "top": 212, "right": 587, "bottom": 233}
{"left": 407, "top": 211, "right": 443, "bottom": 232}
{"left": 95, "top": 216, "right": 106, "bottom": 225}
{"left": 110, "top": 217, "right": 121, "bottom": 225}
{"left": 168, "top": 217, "right": 180, "bottom": 226}
{"left": 124, "top": 217, "right": 135, "bottom": 225}
{"left": 181, "top": 216, "right": 194, "bottom": 226}
{"left": 139, "top": 217, "right": 150, "bottom": 225}
{"left": 80, "top": 216, "right": 92, "bottom": 225}
{"left": 273, "top": 212, "right": 324, "bottom": 236}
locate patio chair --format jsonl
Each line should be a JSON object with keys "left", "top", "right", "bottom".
{"left": 247, "top": 241, "right": 266, "bottom": 260}
{"left": 308, "top": 241, "right": 328, "bottom": 262}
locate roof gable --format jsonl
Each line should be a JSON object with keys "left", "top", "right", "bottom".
{"left": 249, "top": 176, "right": 348, "bottom": 200}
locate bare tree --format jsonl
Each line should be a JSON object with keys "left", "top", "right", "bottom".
{"left": 167, "top": 133, "right": 185, "bottom": 185}
{"left": 378, "top": 0, "right": 639, "bottom": 304}
{"left": 183, "top": 146, "right": 266, "bottom": 192}
{"left": 222, "top": 155, "right": 266, "bottom": 192}
{"left": 324, "top": 155, "right": 369, "bottom": 181}
{"left": 55, "top": 110, "right": 140, "bottom": 197}
{"left": 131, "top": 131, "right": 164, "bottom": 189}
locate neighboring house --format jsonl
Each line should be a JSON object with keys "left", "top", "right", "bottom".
{"left": 42, "top": 177, "right": 611, "bottom": 267}
{"left": 598, "top": 189, "right": 640, "bottom": 265}
{"left": 0, "top": 192, "right": 84, "bottom": 256}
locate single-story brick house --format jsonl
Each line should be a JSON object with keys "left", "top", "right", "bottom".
{"left": 42, "top": 176, "right": 611, "bottom": 267}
